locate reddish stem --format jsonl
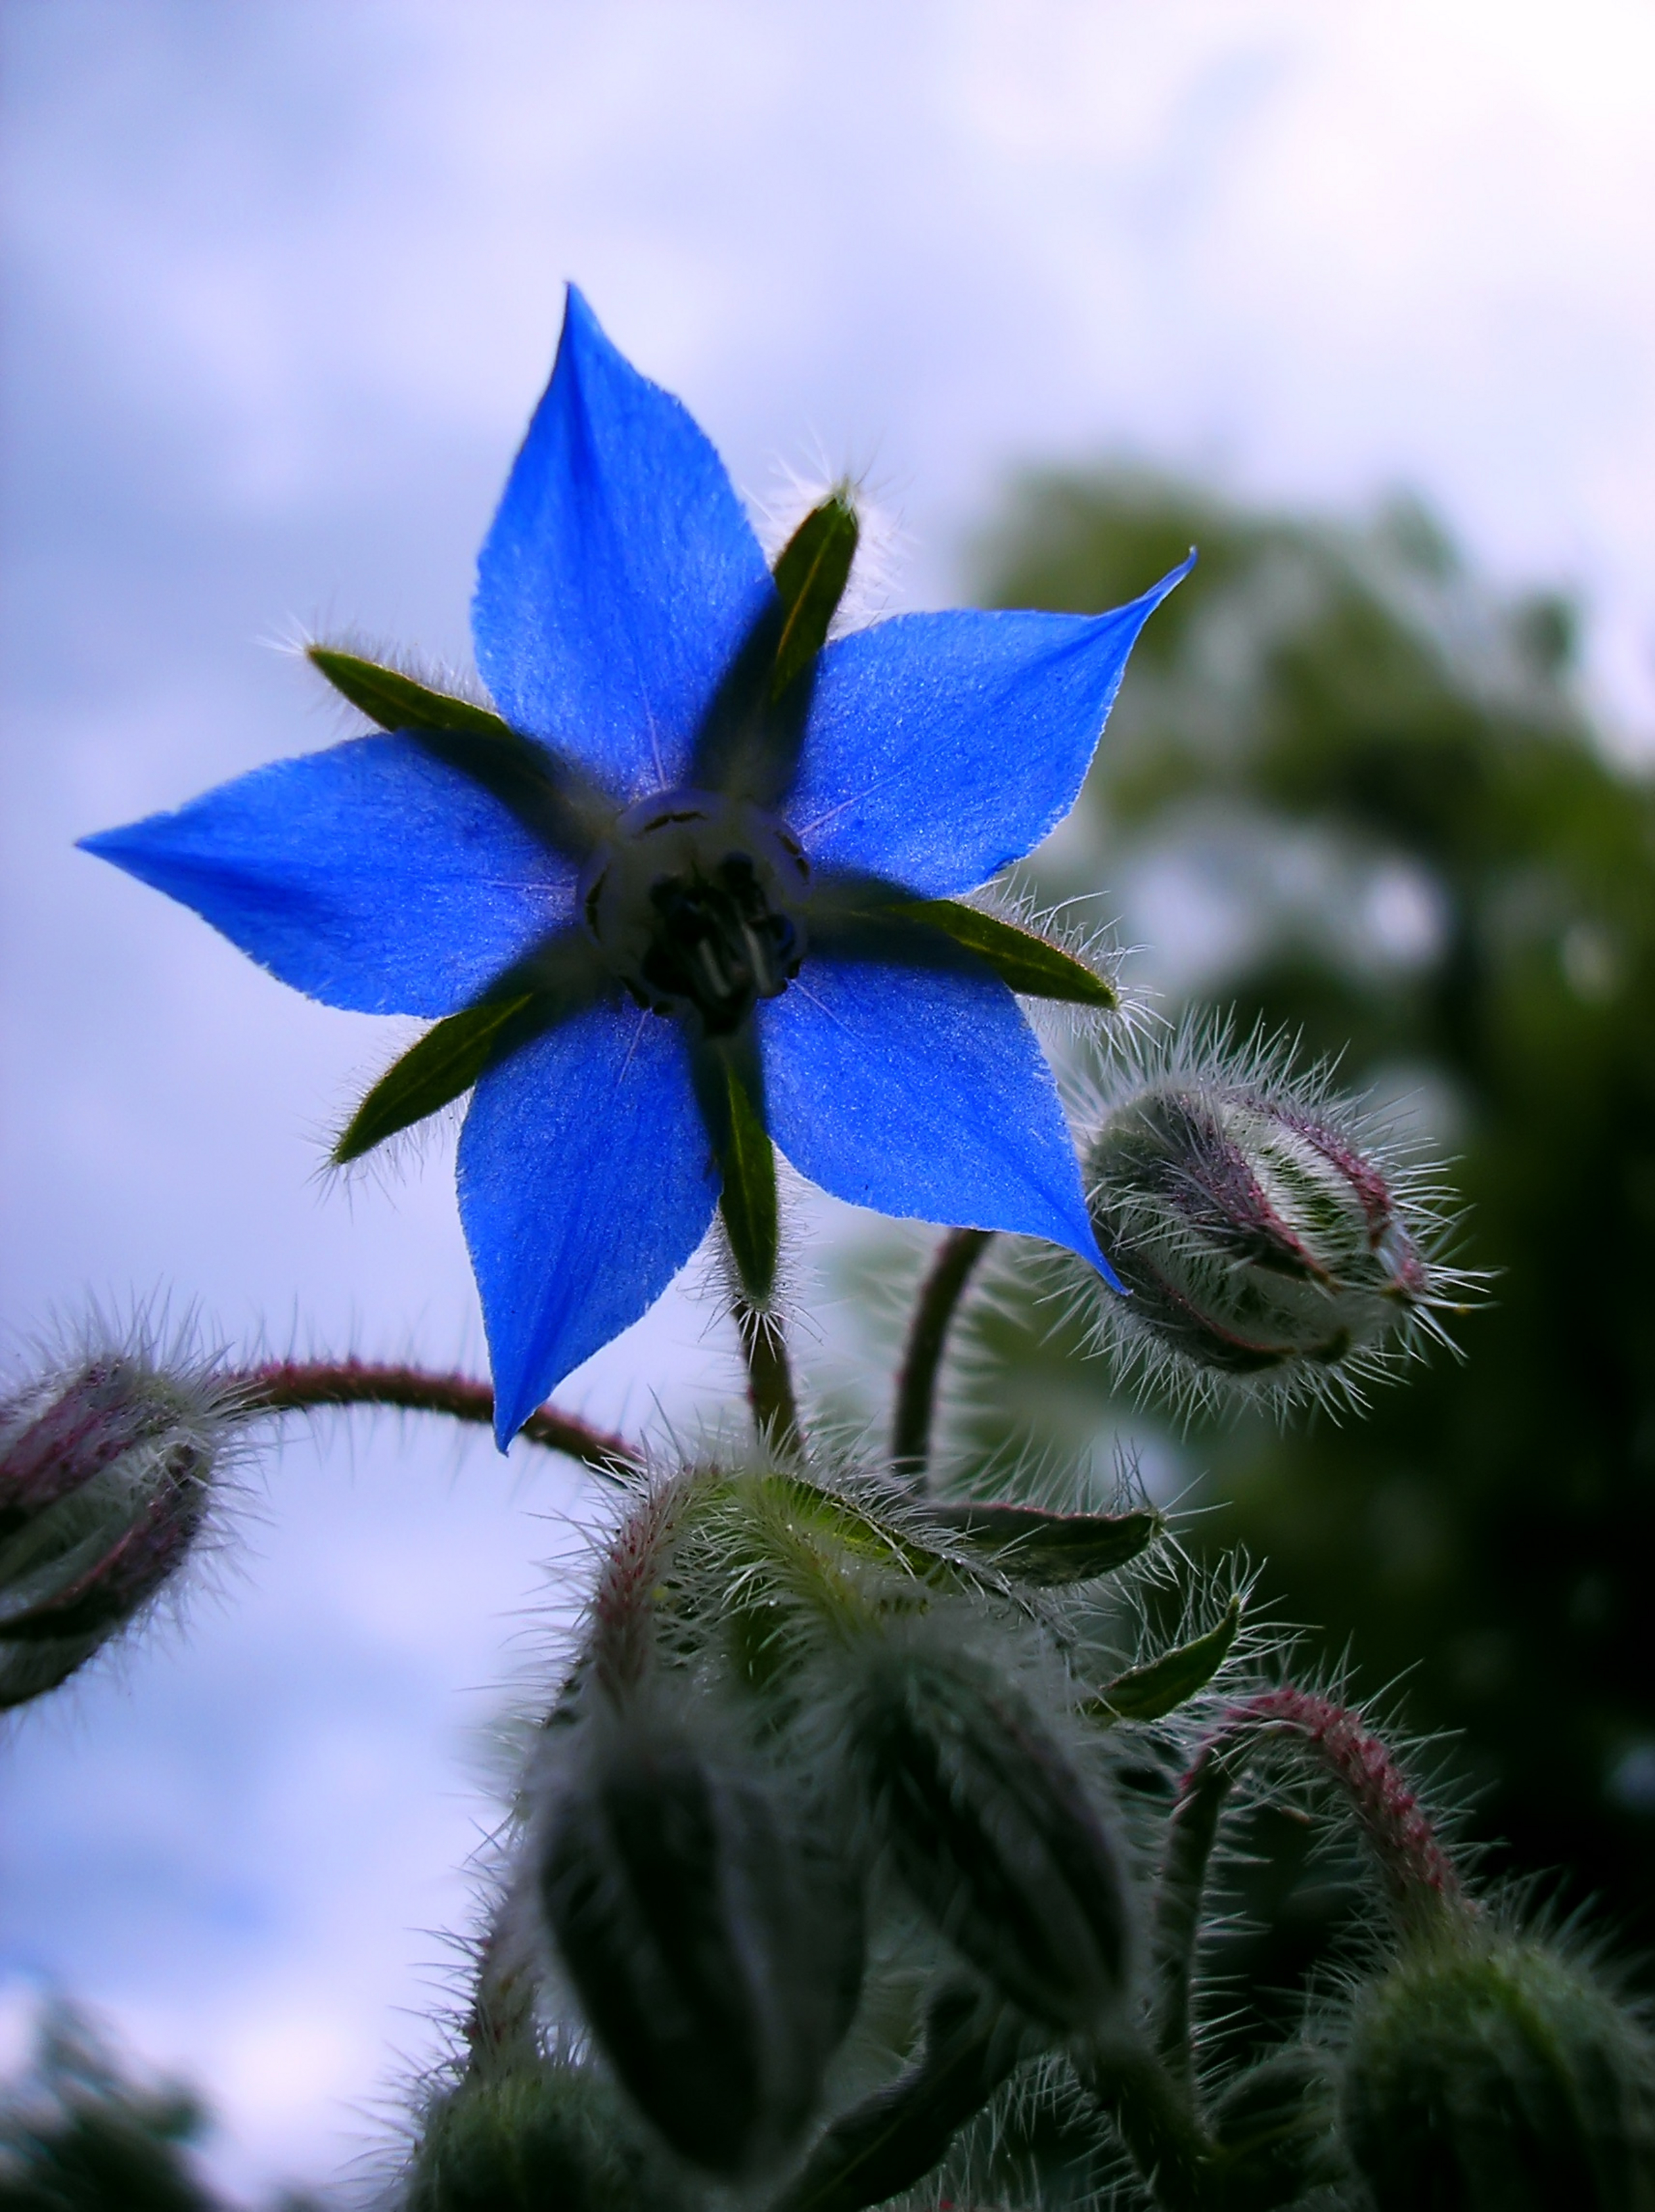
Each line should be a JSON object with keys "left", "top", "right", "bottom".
{"left": 1185, "top": 1683, "right": 1466, "bottom": 1929}
{"left": 237, "top": 1357, "right": 639, "bottom": 1480}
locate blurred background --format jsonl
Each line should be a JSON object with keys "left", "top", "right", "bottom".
{"left": 4, "top": 1, "right": 1654, "bottom": 2200}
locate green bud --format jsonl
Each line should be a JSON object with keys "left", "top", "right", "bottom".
{"left": 406, "top": 2061, "right": 681, "bottom": 2212}
{"left": 0, "top": 1346, "right": 233, "bottom": 1710}
{"left": 538, "top": 1724, "right": 863, "bottom": 2177}
{"left": 1341, "top": 1933, "right": 1655, "bottom": 2211}
{"left": 1081, "top": 1024, "right": 1467, "bottom": 1414}
{"left": 853, "top": 1648, "right": 1131, "bottom": 2028}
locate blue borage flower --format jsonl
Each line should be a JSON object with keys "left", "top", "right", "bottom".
{"left": 83, "top": 289, "right": 1189, "bottom": 1445}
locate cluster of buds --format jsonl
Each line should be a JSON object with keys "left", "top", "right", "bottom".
{"left": 0, "top": 1338, "right": 237, "bottom": 1711}
{"left": 1077, "top": 1022, "right": 1469, "bottom": 1414}
{"left": 399, "top": 1458, "right": 1155, "bottom": 2207}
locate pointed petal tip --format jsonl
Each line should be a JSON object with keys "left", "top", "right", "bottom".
{"left": 1132, "top": 545, "right": 1197, "bottom": 614}
{"left": 492, "top": 1399, "right": 528, "bottom": 1453}
{"left": 76, "top": 819, "right": 158, "bottom": 875}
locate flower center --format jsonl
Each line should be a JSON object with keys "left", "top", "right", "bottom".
{"left": 581, "top": 789, "right": 810, "bottom": 1036}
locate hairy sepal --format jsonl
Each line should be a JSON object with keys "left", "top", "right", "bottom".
{"left": 1087, "top": 1596, "right": 1243, "bottom": 1723}
{"left": 333, "top": 933, "right": 604, "bottom": 1164}
{"left": 309, "top": 646, "right": 523, "bottom": 747}
{"left": 927, "top": 1500, "right": 1162, "bottom": 1585}
{"left": 716, "top": 1060, "right": 780, "bottom": 1305}
{"left": 771, "top": 490, "right": 860, "bottom": 702}
{"left": 896, "top": 899, "right": 1120, "bottom": 1009}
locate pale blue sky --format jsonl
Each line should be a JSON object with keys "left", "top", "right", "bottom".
{"left": 4, "top": 2, "right": 1653, "bottom": 2197}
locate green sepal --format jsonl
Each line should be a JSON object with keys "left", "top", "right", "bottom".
{"left": 926, "top": 1502, "right": 1162, "bottom": 1584}
{"left": 308, "top": 646, "right": 520, "bottom": 746}
{"left": 770, "top": 491, "right": 859, "bottom": 702}
{"left": 717, "top": 1061, "right": 780, "bottom": 1304}
{"left": 1087, "top": 1596, "right": 1243, "bottom": 1723}
{"left": 896, "top": 900, "right": 1119, "bottom": 1009}
{"left": 311, "top": 646, "right": 605, "bottom": 856}
{"left": 333, "top": 995, "right": 537, "bottom": 1163}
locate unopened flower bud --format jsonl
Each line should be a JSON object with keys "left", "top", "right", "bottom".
{"left": 1340, "top": 1933, "right": 1655, "bottom": 2211}
{"left": 852, "top": 1647, "right": 1131, "bottom": 2028}
{"left": 1081, "top": 1026, "right": 1464, "bottom": 1411}
{"left": 407, "top": 2060, "right": 683, "bottom": 2212}
{"left": 537, "top": 1719, "right": 863, "bottom": 2178}
{"left": 0, "top": 1346, "right": 235, "bottom": 1710}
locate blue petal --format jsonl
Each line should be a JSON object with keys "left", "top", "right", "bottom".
{"left": 457, "top": 1000, "right": 719, "bottom": 1443}
{"left": 759, "top": 954, "right": 1120, "bottom": 1285}
{"left": 79, "top": 737, "right": 577, "bottom": 1017}
{"left": 473, "top": 286, "right": 775, "bottom": 803}
{"left": 785, "top": 558, "right": 1193, "bottom": 896}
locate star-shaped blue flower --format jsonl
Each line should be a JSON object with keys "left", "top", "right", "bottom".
{"left": 83, "top": 289, "right": 1187, "bottom": 1444}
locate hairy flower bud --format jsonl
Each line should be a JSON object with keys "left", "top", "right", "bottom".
{"left": 1341, "top": 1933, "right": 1655, "bottom": 2211}
{"left": 537, "top": 1718, "right": 863, "bottom": 2178}
{"left": 852, "top": 1646, "right": 1131, "bottom": 2028}
{"left": 406, "top": 2062, "right": 684, "bottom": 2212}
{"left": 1081, "top": 1025, "right": 1464, "bottom": 1412}
{"left": 0, "top": 1345, "right": 235, "bottom": 1710}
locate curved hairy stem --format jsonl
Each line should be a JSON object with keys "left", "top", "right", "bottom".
{"left": 891, "top": 1227, "right": 993, "bottom": 1481}
{"left": 1154, "top": 1681, "right": 1470, "bottom": 2089}
{"left": 238, "top": 1358, "right": 640, "bottom": 1480}
{"left": 1205, "top": 1686, "right": 1468, "bottom": 1936}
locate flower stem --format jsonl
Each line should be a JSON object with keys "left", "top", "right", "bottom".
{"left": 891, "top": 1227, "right": 993, "bottom": 1481}
{"left": 734, "top": 1301, "right": 802, "bottom": 1458}
{"left": 237, "top": 1358, "right": 639, "bottom": 1480}
{"left": 1151, "top": 1745, "right": 1233, "bottom": 2085}
{"left": 1073, "top": 2039, "right": 1215, "bottom": 2212}
{"left": 462, "top": 1909, "right": 539, "bottom": 2064}
{"left": 1155, "top": 1686, "right": 1467, "bottom": 2055}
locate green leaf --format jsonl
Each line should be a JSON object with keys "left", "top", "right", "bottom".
{"left": 1087, "top": 1596, "right": 1243, "bottom": 1723}
{"left": 333, "top": 995, "right": 538, "bottom": 1163}
{"left": 926, "top": 1502, "right": 1163, "bottom": 1584}
{"left": 770, "top": 491, "right": 859, "bottom": 701}
{"left": 717, "top": 1061, "right": 779, "bottom": 1303}
{"left": 896, "top": 900, "right": 1119, "bottom": 1009}
{"left": 308, "top": 646, "right": 519, "bottom": 746}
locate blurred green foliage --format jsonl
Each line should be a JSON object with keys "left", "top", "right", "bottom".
{"left": 0, "top": 2010, "right": 324, "bottom": 2212}
{"left": 0, "top": 2010, "right": 216, "bottom": 2212}
{"left": 924, "top": 468, "right": 1655, "bottom": 1952}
